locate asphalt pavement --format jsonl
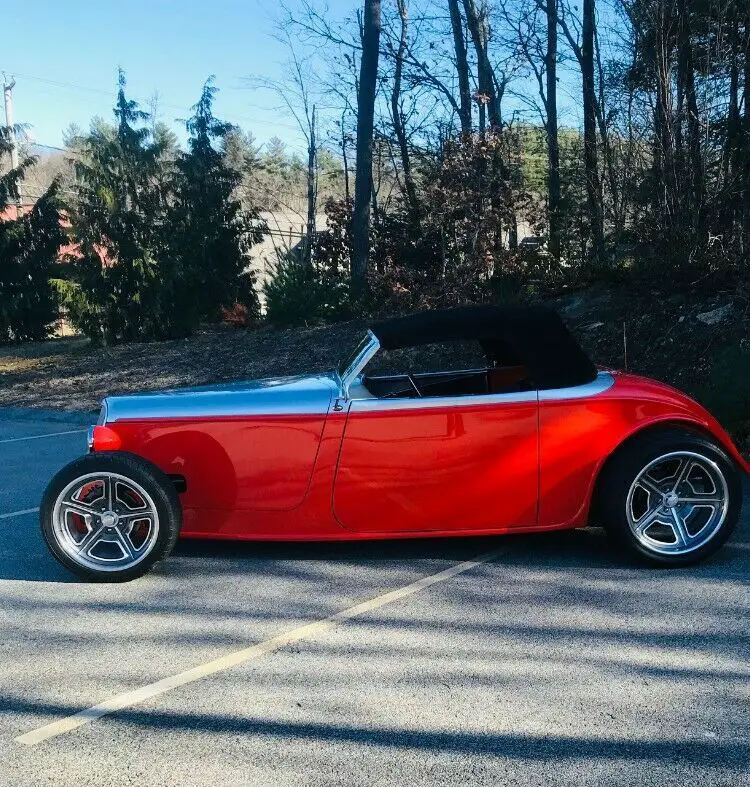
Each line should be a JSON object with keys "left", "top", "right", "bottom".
{"left": 0, "top": 407, "right": 747, "bottom": 786}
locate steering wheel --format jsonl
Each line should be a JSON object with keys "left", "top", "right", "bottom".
{"left": 406, "top": 374, "right": 423, "bottom": 398}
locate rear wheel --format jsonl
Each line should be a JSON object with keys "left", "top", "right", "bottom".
{"left": 41, "top": 452, "right": 181, "bottom": 582}
{"left": 597, "top": 430, "right": 741, "bottom": 566}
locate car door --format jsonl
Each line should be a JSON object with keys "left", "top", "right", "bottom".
{"left": 332, "top": 391, "right": 539, "bottom": 534}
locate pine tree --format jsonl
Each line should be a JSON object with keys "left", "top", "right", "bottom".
{"left": 0, "top": 127, "right": 64, "bottom": 342}
{"left": 62, "top": 70, "right": 170, "bottom": 343}
{"left": 168, "top": 78, "right": 264, "bottom": 329}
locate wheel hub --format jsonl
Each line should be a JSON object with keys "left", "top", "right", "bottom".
{"left": 663, "top": 492, "right": 679, "bottom": 509}
{"left": 100, "top": 510, "right": 119, "bottom": 528}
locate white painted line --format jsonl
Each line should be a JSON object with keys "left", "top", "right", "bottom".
{"left": 15, "top": 547, "right": 504, "bottom": 746}
{"left": 0, "top": 429, "right": 86, "bottom": 445}
{"left": 0, "top": 507, "right": 39, "bottom": 520}
{"left": 728, "top": 542, "right": 749, "bottom": 552}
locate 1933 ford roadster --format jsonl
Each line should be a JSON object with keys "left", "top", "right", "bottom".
{"left": 41, "top": 305, "right": 748, "bottom": 581}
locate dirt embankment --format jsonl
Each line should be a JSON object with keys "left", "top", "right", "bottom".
{"left": 1, "top": 285, "right": 747, "bottom": 447}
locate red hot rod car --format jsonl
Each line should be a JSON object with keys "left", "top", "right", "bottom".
{"left": 41, "top": 305, "right": 748, "bottom": 581}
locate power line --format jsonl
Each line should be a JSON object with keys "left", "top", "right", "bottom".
{"left": 0, "top": 68, "right": 305, "bottom": 133}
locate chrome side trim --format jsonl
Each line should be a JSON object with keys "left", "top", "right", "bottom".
{"left": 347, "top": 371, "right": 614, "bottom": 412}
{"left": 341, "top": 330, "right": 380, "bottom": 397}
{"left": 350, "top": 389, "right": 539, "bottom": 412}
{"left": 104, "top": 374, "right": 337, "bottom": 422}
{"left": 538, "top": 371, "right": 614, "bottom": 401}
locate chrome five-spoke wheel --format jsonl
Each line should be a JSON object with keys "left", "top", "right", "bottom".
{"left": 597, "top": 430, "right": 741, "bottom": 566}
{"left": 52, "top": 472, "right": 160, "bottom": 572}
{"left": 626, "top": 451, "right": 729, "bottom": 556}
{"left": 42, "top": 452, "right": 181, "bottom": 581}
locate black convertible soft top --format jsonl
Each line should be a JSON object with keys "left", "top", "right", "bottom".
{"left": 369, "top": 304, "right": 597, "bottom": 390}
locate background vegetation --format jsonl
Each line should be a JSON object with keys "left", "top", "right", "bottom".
{"left": 3, "top": 0, "right": 749, "bottom": 340}
{"left": 0, "top": 1, "right": 748, "bottom": 436}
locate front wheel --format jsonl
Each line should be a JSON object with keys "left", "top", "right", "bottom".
{"left": 41, "top": 452, "right": 181, "bottom": 581}
{"left": 597, "top": 429, "right": 742, "bottom": 566}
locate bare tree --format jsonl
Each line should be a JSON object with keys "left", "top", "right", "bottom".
{"left": 463, "top": 0, "right": 502, "bottom": 130}
{"left": 544, "top": 0, "right": 561, "bottom": 260}
{"left": 744, "top": 8, "right": 750, "bottom": 252}
{"left": 448, "top": 0, "right": 473, "bottom": 133}
{"left": 245, "top": 35, "right": 321, "bottom": 268}
{"left": 352, "top": 0, "right": 382, "bottom": 295}
{"left": 305, "top": 105, "right": 318, "bottom": 267}
{"left": 580, "top": 0, "right": 605, "bottom": 264}
{"left": 389, "top": 0, "right": 420, "bottom": 228}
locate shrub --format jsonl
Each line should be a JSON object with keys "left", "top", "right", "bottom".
{"left": 264, "top": 254, "right": 351, "bottom": 328}
{"left": 697, "top": 342, "right": 750, "bottom": 451}
{"left": 221, "top": 299, "right": 260, "bottom": 328}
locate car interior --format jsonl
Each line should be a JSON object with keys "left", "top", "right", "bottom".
{"left": 358, "top": 339, "right": 533, "bottom": 399}
{"left": 362, "top": 366, "right": 532, "bottom": 399}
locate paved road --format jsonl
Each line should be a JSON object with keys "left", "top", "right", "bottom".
{"left": 0, "top": 409, "right": 748, "bottom": 786}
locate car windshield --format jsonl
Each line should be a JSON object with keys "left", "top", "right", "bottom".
{"left": 337, "top": 333, "right": 373, "bottom": 379}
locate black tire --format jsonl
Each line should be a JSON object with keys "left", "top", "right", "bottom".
{"left": 41, "top": 451, "right": 182, "bottom": 582}
{"left": 596, "top": 429, "right": 742, "bottom": 566}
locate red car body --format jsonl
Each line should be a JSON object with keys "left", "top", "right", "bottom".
{"left": 89, "top": 362, "right": 748, "bottom": 544}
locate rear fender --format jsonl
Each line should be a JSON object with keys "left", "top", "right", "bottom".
{"left": 589, "top": 417, "right": 749, "bottom": 524}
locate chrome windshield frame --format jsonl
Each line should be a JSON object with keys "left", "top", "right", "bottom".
{"left": 339, "top": 330, "right": 380, "bottom": 398}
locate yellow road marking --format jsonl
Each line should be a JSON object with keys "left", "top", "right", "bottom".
{"left": 15, "top": 548, "right": 503, "bottom": 746}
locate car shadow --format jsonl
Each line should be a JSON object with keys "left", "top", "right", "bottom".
{"left": 167, "top": 520, "right": 748, "bottom": 577}
{"left": 0, "top": 524, "right": 608, "bottom": 583}
{"left": 3, "top": 481, "right": 747, "bottom": 583}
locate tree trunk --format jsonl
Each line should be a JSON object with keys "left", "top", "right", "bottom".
{"left": 581, "top": 0, "right": 605, "bottom": 265}
{"left": 462, "top": 0, "right": 501, "bottom": 129}
{"left": 341, "top": 113, "right": 350, "bottom": 205}
{"left": 351, "top": 0, "right": 382, "bottom": 296}
{"left": 545, "top": 0, "right": 561, "bottom": 261}
{"left": 392, "top": 0, "right": 420, "bottom": 229}
{"left": 448, "top": 0, "right": 472, "bottom": 134}
{"left": 723, "top": 9, "right": 740, "bottom": 187}
{"left": 305, "top": 105, "right": 317, "bottom": 269}
{"left": 743, "top": 10, "right": 750, "bottom": 254}
{"left": 653, "top": 2, "right": 676, "bottom": 222}
{"left": 676, "top": 0, "right": 702, "bottom": 228}
{"left": 594, "top": 19, "right": 620, "bottom": 234}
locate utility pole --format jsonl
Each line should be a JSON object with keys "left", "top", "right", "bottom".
{"left": 3, "top": 75, "right": 23, "bottom": 214}
{"left": 3, "top": 76, "right": 19, "bottom": 172}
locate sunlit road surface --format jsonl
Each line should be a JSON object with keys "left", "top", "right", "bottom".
{"left": 0, "top": 408, "right": 748, "bottom": 786}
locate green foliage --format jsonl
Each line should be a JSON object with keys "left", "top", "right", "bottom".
{"left": 59, "top": 72, "right": 264, "bottom": 344}
{"left": 0, "top": 128, "right": 64, "bottom": 343}
{"left": 60, "top": 71, "right": 172, "bottom": 343}
{"left": 168, "top": 78, "right": 264, "bottom": 329}
{"left": 264, "top": 253, "right": 351, "bottom": 327}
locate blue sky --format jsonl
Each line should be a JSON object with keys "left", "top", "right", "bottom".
{"left": 3, "top": 0, "right": 354, "bottom": 154}
{"left": 4, "top": 0, "right": 594, "bottom": 156}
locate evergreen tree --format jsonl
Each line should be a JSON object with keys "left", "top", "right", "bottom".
{"left": 168, "top": 78, "right": 264, "bottom": 329}
{"left": 61, "top": 71, "right": 171, "bottom": 343}
{"left": 0, "top": 127, "right": 64, "bottom": 342}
